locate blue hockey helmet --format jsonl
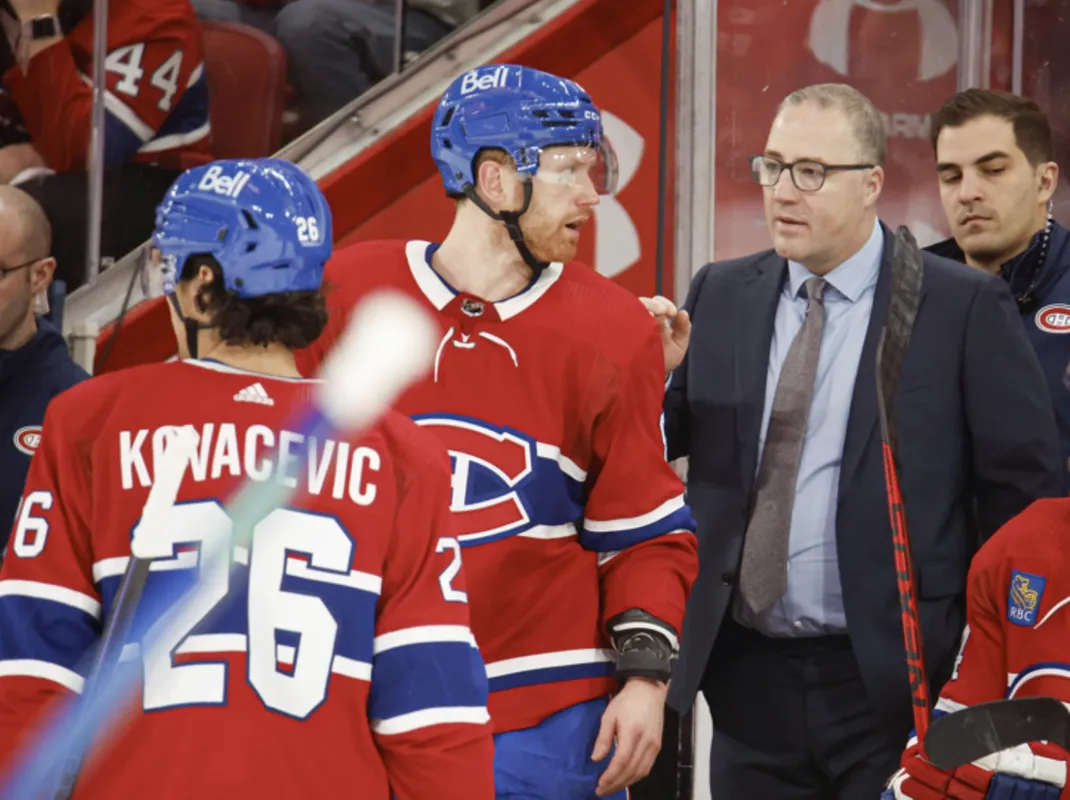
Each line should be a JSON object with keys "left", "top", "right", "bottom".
{"left": 152, "top": 157, "right": 332, "bottom": 299}
{"left": 431, "top": 64, "right": 618, "bottom": 197}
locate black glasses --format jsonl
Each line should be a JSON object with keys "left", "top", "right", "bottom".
{"left": 0, "top": 257, "right": 42, "bottom": 279}
{"left": 750, "top": 155, "right": 875, "bottom": 192}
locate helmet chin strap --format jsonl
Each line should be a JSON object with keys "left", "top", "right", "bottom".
{"left": 462, "top": 180, "right": 549, "bottom": 276}
{"left": 167, "top": 292, "right": 213, "bottom": 360}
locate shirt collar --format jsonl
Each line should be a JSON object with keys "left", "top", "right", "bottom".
{"left": 787, "top": 218, "right": 883, "bottom": 302}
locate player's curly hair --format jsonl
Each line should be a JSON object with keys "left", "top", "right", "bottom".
{"left": 181, "top": 255, "right": 328, "bottom": 349}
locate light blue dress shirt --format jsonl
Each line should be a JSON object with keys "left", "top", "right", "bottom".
{"left": 738, "top": 219, "right": 883, "bottom": 637}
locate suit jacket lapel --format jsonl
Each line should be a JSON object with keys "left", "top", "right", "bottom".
{"left": 839, "top": 222, "right": 925, "bottom": 491}
{"left": 735, "top": 251, "right": 786, "bottom": 498}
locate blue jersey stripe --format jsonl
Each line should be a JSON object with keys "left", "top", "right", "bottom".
{"left": 488, "top": 660, "right": 614, "bottom": 693}
{"left": 368, "top": 641, "right": 488, "bottom": 721}
{"left": 0, "top": 595, "right": 98, "bottom": 671}
{"left": 579, "top": 505, "right": 696, "bottom": 552}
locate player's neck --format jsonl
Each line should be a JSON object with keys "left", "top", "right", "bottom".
{"left": 434, "top": 213, "right": 533, "bottom": 302}
{"left": 0, "top": 309, "right": 36, "bottom": 351}
{"left": 194, "top": 336, "right": 302, "bottom": 378}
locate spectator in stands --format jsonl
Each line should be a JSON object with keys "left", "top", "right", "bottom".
{"left": 925, "top": 89, "right": 1070, "bottom": 486}
{"left": 190, "top": 0, "right": 481, "bottom": 130}
{"left": 0, "top": 186, "right": 87, "bottom": 549}
{"left": 0, "top": 0, "right": 213, "bottom": 293}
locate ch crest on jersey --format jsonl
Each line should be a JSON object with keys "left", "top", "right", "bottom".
{"left": 412, "top": 414, "right": 583, "bottom": 546}
{"left": 414, "top": 415, "right": 536, "bottom": 543}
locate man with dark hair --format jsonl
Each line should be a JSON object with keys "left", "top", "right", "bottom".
{"left": 0, "top": 157, "right": 496, "bottom": 797}
{"left": 927, "top": 88, "right": 1070, "bottom": 481}
{"left": 0, "top": 184, "right": 86, "bottom": 548}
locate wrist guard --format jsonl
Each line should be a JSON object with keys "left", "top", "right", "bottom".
{"left": 607, "top": 609, "right": 678, "bottom": 685}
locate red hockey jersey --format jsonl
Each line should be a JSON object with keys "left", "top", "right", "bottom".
{"left": 4, "top": 0, "right": 212, "bottom": 173}
{"left": 0, "top": 359, "right": 494, "bottom": 799}
{"left": 931, "top": 497, "right": 1070, "bottom": 794}
{"left": 297, "top": 240, "right": 699, "bottom": 734}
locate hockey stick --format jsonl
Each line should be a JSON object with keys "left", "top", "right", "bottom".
{"left": 875, "top": 226, "right": 931, "bottom": 750}
{"left": 923, "top": 697, "right": 1070, "bottom": 771}
{"left": 0, "top": 290, "right": 439, "bottom": 800}
{"left": 51, "top": 425, "right": 200, "bottom": 799}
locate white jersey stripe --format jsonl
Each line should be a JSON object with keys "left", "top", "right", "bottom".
{"left": 584, "top": 494, "right": 687, "bottom": 533}
{"left": 485, "top": 648, "right": 615, "bottom": 679}
{"left": 0, "top": 579, "right": 101, "bottom": 619}
{"left": 371, "top": 706, "right": 490, "bottom": 735}
{"left": 373, "top": 625, "right": 477, "bottom": 654}
{"left": 0, "top": 659, "right": 84, "bottom": 693}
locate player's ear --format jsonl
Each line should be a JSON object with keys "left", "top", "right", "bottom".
{"left": 28, "top": 257, "right": 54, "bottom": 295}
{"left": 197, "top": 262, "right": 215, "bottom": 287}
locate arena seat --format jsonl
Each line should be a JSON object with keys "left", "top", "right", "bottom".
{"left": 202, "top": 20, "right": 288, "bottom": 159}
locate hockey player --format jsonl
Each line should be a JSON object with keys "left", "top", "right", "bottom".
{"left": 0, "top": 158, "right": 495, "bottom": 799}
{"left": 296, "top": 65, "right": 700, "bottom": 799}
{"left": 883, "top": 497, "right": 1070, "bottom": 799}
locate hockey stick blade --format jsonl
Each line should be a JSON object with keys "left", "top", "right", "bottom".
{"left": 0, "top": 290, "right": 438, "bottom": 800}
{"left": 924, "top": 697, "right": 1070, "bottom": 770}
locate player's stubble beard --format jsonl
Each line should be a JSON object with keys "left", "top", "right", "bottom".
{"left": 518, "top": 199, "right": 580, "bottom": 264}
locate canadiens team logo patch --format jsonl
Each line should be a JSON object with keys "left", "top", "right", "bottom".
{"left": 1035, "top": 304, "right": 1070, "bottom": 333}
{"left": 1008, "top": 570, "right": 1046, "bottom": 627}
{"left": 13, "top": 426, "right": 42, "bottom": 456}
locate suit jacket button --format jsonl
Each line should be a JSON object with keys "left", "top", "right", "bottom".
{"left": 721, "top": 572, "right": 736, "bottom": 585}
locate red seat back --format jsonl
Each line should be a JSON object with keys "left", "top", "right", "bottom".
{"left": 201, "top": 20, "right": 287, "bottom": 159}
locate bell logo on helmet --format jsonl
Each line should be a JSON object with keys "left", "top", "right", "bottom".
{"left": 197, "top": 164, "right": 252, "bottom": 199}
{"left": 459, "top": 65, "right": 509, "bottom": 95}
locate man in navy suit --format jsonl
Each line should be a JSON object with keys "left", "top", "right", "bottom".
{"left": 643, "top": 83, "right": 1063, "bottom": 798}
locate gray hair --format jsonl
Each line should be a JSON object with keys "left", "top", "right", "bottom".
{"left": 777, "top": 83, "right": 886, "bottom": 166}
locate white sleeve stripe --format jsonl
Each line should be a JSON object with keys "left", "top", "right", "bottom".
{"left": 584, "top": 494, "right": 687, "bottom": 533}
{"left": 138, "top": 121, "right": 211, "bottom": 154}
{"left": 187, "top": 62, "right": 204, "bottom": 87}
{"left": 92, "top": 556, "right": 129, "bottom": 582}
{"left": 103, "top": 89, "right": 154, "bottom": 140}
{"left": 373, "top": 625, "right": 476, "bottom": 654}
{"left": 0, "top": 659, "right": 84, "bottom": 693}
{"left": 515, "top": 523, "right": 577, "bottom": 541}
{"left": 533, "top": 442, "right": 587, "bottom": 482}
{"left": 934, "top": 696, "right": 968, "bottom": 714}
{"left": 78, "top": 75, "right": 155, "bottom": 141}
{"left": 332, "top": 655, "right": 373, "bottom": 681}
{"left": 371, "top": 706, "right": 490, "bottom": 735}
{"left": 485, "top": 648, "right": 615, "bottom": 679}
{"left": 0, "top": 579, "right": 101, "bottom": 619}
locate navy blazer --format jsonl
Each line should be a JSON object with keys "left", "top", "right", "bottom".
{"left": 664, "top": 223, "right": 1064, "bottom": 729}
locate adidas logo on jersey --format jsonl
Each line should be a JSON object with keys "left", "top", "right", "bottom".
{"left": 234, "top": 382, "right": 274, "bottom": 406}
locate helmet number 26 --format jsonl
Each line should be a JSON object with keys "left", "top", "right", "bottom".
{"left": 295, "top": 217, "right": 320, "bottom": 244}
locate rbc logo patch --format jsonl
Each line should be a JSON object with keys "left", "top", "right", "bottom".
{"left": 1008, "top": 570, "right": 1046, "bottom": 627}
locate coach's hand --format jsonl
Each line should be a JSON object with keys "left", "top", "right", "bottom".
{"left": 639, "top": 295, "right": 691, "bottom": 373}
{"left": 591, "top": 677, "right": 667, "bottom": 796}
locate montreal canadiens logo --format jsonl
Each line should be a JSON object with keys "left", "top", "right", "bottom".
{"left": 13, "top": 425, "right": 42, "bottom": 456}
{"left": 1036, "top": 304, "right": 1070, "bottom": 334}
